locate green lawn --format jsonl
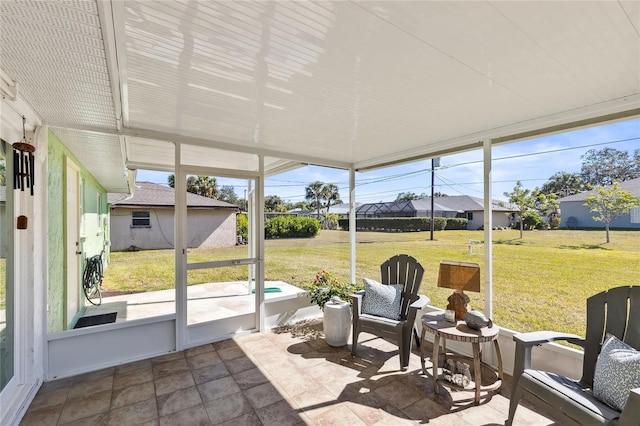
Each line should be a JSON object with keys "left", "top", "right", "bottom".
{"left": 103, "top": 229, "right": 640, "bottom": 337}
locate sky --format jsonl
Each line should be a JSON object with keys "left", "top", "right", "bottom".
{"left": 136, "top": 117, "right": 639, "bottom": 205}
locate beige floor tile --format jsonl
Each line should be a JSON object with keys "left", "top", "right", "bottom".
{"left": 197, "top": 375, "right": 240, "bottom": 403}
{"left": 159, "top": 404, "right": 211, "bottom": 426}
{"left": 57, "top": 392, "right": 111, "bottom": 424}
{"left": 372, "top": 379, "right": 423, "bottom": 410}
{"left": 38, "top": 377, "right": 74, "bottom": 394}
{"left": 99, "top": 398, "right": 158, "bottom": 426}
{"left": 112, "top": 381, "right": 156, "bottom": 409}
{"left": 152, "top": 357, "right": 190, "bottom": 379}
{"left": 290, "top": 386, "right": 339, "bottom": 419}
{"left": 243, "top": 381, "right": 285, "bottom": 410}
{"left": 192, "top": 361, "right": 230, "bottom": 385}
{"left": 18, "top": 404, "right": 62, "bottom": 426}
{"left": 224, "top": 354, "right": 256, "bottom": 375}
{"left": 216, "top": 345, "right": 245, "bottom": 361}
{"left": 203, "top": 392, "right": 253, "bottom": 425}
{"left": 115, "top": 359, "right": 152, "bottom": 375}
{"left": 114, "top": 365, "right": 154, "bottom": 390}
{"left": 66, "top": 375, "right": 113, "bottom": 401}
{"left": 255, "top": 399, "right": 307, "bottom": 426}
{"left": 233, "top": 367, "right": 270, "bottom": 390}
{"left": 156, "top": 385, "right": 202, "bottom": 417}
{"left": 184, "top": 343, "right": 215, "bottom": 357}
{"left": 217, "top": 411, "right": 263, "bottom": 426}
{"left": 311, "top": 403, "right": 367, "bottom": 425}
{"left": 154, "top": 371, "right": 195, "bottom": 397}
{"left": 151, "top": 351, "right": 185, "bottom": 365}
{"left": 187, "top": 350, "right": 222, "bottom": 370}
{"left": 28, "top": 387, "right": 69, "bottom": 411}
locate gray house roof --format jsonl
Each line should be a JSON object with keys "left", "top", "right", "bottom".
{"left": 557, "top": 178, "right": 640, "bottom": 203}
{"left": 410, "top": 195, "right": 513, "bottom": 213}
{"left": 108, "top": 182, "right": 239, "bottom": 210}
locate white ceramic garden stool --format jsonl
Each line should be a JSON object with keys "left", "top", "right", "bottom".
{"left": 323, "top": 296, "right": 351, "bottom": 346}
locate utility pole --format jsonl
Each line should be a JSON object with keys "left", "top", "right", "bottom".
{"left": 430, "top": 158, "right": 440, "bottom": 241}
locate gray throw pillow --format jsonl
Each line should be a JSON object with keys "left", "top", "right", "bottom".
{"left": 361, "top": 278, "right": 403, "bottom": 320}
{"left": 593, "top": 333, "right": 640, "bottom": 411}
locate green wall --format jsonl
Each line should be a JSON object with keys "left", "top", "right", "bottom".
{"left": 47, "top": 130, "right": 110, "bottom": 332}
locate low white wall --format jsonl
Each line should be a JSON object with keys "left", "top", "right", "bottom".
{"left": 416, "top": 306, "right": 584, "bottom": 379}
{"left": 47, "top": 315, "right": 176, "bottom": 380}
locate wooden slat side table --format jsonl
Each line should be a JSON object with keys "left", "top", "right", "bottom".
{"left": 420, "top": 311, "right": 503, "bottom": 404}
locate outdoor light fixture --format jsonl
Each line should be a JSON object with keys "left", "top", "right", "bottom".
{"left": 13, "top": 115, "right": 35, "bottom": 196}
{"left": 437, "top": 261, "right": 481, "bottom": 320}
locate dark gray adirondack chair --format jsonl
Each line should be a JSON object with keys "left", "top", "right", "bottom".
{"left": 351, "top": 254, "right": 430, "bottom": 370}
{"left": 507, "top": 285, "right": 640, "bottom": 425}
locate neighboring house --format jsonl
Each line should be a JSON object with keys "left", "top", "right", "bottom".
{"left": 355, "top": 196, "right": 516, "bottom": 230}
{"left": 108, "top": 182, "right": 240, "bottom": 251}
{"left": 293, "top": 202, "right": 360, "bottom": 219}
{"left": 558, "top": 178, "right": 640, "bottom": 229}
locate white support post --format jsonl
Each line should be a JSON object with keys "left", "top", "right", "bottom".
{"left": 255, "top": 156, "right": 266, "bottom": 331}
{"left": 349, "top": 168, "right": 356, "bottom": 283}
{"left": 174, "top": 143, "right": 187, "bottom": 350}
{"left": 483, "top": 139, "right": 493, "bottom": 319}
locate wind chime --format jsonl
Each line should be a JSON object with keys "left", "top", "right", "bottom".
{"left": 13, "top": 115, "right": 35, "bottom": 196}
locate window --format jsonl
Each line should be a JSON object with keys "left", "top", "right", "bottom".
{"left": 131, "top": 211, "right": 151, "bottom": 228}
{"left": 467, "top": 212, "right": 473, "bottom": 221}
{"left": 631, "top": 207, "right": 640, "bottom": 224}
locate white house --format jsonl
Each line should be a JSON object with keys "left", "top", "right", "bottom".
{"left": 108, "top": 182, "right": 240, "bottom": 251}
{"left": 558, "top": 178, "right": 640, "bottom": 229}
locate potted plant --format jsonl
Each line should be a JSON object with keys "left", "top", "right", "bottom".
{"left": 305, "top": 270, "right": 362, "bottom": 346}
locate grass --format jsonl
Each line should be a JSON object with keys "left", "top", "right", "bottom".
{"left": 102, "top": 229, "right": 640, "bottom": 337}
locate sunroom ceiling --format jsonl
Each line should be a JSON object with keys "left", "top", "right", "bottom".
{"left": 1, "top": 1, "right": 639, "bottom": 192}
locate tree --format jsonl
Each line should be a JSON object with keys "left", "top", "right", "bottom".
{"left": 532, "top": 189, "right": 560, "bottom": 229}
{"left": 218, "top": 185, "right": 239, "bottom": 204}
{"left": 187, "top": 176, "right": 218, "bottom": 199}
{"left": 396, "top": 192, "right": 419, "bottom": 202}
{"left": 580, "top": 148, "right": 639, "bottom": 187}
{"left": 540, "top": 172, "right": 583, "bottom": 198}
{"left": 323, "top": 183, "right": 341, "bottom": 213}
{"left": 305, "top": 181, "right": 325, "bottom": 219}
{"left": 264, "top": 195, "right": 286, "bottom": 212}
{"left": 583, "top": 182, "right": 640, "bottom": 243}
{"left": 504, "top": 181, "right": 538, "bottom": 238}
{"left": 0, "top": 162, "right": 5, "bottom": 186}
{"left": 168, "top": 174, "right": 219, "bottom": 199}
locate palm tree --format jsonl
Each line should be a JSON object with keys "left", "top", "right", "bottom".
{"left": 305, "top": 181, "right": 325, "bottom": 219}
{"left": 323, "top": 183, "right": 341, "bottom": 213}
{"left": 187, "top": 176, "right": 218, "bottom": 199}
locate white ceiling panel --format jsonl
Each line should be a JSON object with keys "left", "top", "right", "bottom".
{"left": 2, "top": 0, "right": 639, "bottom": 187}
{"left": 50, "top": 127, "right": 128, "bottom": 193}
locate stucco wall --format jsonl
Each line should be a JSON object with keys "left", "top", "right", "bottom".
{"left": 110, "top": 207, "right": 236, "bottom": 251}
{"left": 47, "top": 130, "right": 109, "bottom": 332}
{"left": 560, "top": 201, "right": 640, "bottom": 229}
{"left": 467, "top": 211, "right": 513, "bottom": 230}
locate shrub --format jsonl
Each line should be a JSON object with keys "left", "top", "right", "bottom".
{"left": 444, "top": 218, "right": 468, "bottom": 230}
{"left": 338, "top": 217, "right": 451, "bottom": 232}
{"left": 265, "top": 216, "right": 320, "bottom": 239}
{"left": 236, "top": 213, "right": 248, "bottom": 242}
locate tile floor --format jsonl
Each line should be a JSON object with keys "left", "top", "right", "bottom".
{"left": 21, "top": 320, "right": 569, "bottom": 426}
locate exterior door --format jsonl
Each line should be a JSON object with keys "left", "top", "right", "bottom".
{"left": 178, "top": 169, "right": 260, "bottom": 347}
{"left": 65, "top": 158, "right": 81, "bottom": 328}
